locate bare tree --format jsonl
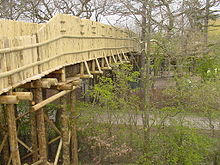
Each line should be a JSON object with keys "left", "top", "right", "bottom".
{"left": 0, "top": 0, "right": 109, "bottom": 23}
{"left": 0, "top": 0, "right": 24, "bottom": 20}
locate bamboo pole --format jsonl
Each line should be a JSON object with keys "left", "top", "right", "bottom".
{"left": 31, "top": 160, "right": 43, "bottom": 165}
{"left": 54, "top": 139, "right": 62, "bottom": 165}
{"left": 90, "top": 71, "right": 103, "bottom": 74}
{"left": 121, "top": 50, "right": 129, "bottom": 61}
{"left": 92, "top": 60, "right": 95, "bottom": 71}
{"left": 0, "top": 95, "right": 19, "bottom": 104}
{"left": 80, "top": 62, "right": 84, "bottom": 75}
{"left": 12, "top": 92, "right": 33, "bottom": 101}
{"left": 33, "top": 88, "right": 47, "bottom": 164}
{"left": 0, "top": 105, "right": 10, "bottom": 164}
{"left": 60, "top": 94, "right": 70, "bottom": 164}
{"left": 109, "top": 56, "right": 112, "bottom": 65}
{"left": 112, "top": 55, "right": 117, "bottom": 64}
{"left": 60, "top": 68, "right": 70, "bottom": 164}
{"left": 70, "top": 91, "right": 78, "bottom": 165}
{"left": 7, "top": 154, "right": 12, "bottom": 165}
{"left": 20, "top": 79, "right": 58, "bottom": 89}
{"left": 6, "top": 92, "right": 21, "bottom": 165}
{"left": 84, "top": 61, "right": 92, "bottom": 76}
{"left": 0, "top": 46, "right": 132, "bottom": 79}
{"left": 17, "top": 138, "right": 32, "bottom": 152}
{"left": 116, "top": 50, "right": 123, "bottom": 64}
{"left": 48, "top": 136, "right": 61, "bottom": 145}
{"left": 32, "top": 90, "right": 72, "bottom": 112}
{"left": 22, "top": 136, "right": 61, "bottom": 161}
{"left": 44, "top": 114, "right": 61, "bottom": 135}
{"left": 0, "top": 35, "right": 133, "bottom": 54}
{"left": 101, "top": 58, "right": 105, "bottom": 68}
{"left": 30, "top": 99, "right": 38, "bottom": 163}
{"left": 104, "top": 56, "right": 112, "bottom": 69}
{"left": 65, "top": 77, "right": 81, "bottom": 84}
{"left": 16, "top": 111, "right": 30, "bottom": 120}
{"left": 51, "top": 83, "right": 74, "bottom": 90}
{"left": 101, "top": 67, "right": 112, "bottom": 70}
{"left": 78, "top": 74, "right": 93, "bottom": 79}
{"left": 95, "top": 59, "right": 103, "bottom": 73}
{"left": 0, "top": 134, "right": 8, "bottom": 153}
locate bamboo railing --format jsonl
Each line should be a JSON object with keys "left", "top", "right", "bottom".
{"left": 0, "top": 14, "right": 138, "bottom": 95}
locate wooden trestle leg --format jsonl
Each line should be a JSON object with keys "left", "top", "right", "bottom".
{"left": 70, "top": 91, "right": 78, "bottom": 165}
{"left": 60, "top": 68, "right": 71, "bottom": 164}
{"left": 29, "top": 93, "right": 38, "bottom": 163}
{"left": 6, "top": 92, "right": 21, "bottom": 165}
{"left": 61, "top": 94, "right": 70, "bottom": 164}
{"left": 0, "top": 105, "right": 10, "bottom": 164}
{"left": 33, "top": 88, "right": 47, "bottom": 164}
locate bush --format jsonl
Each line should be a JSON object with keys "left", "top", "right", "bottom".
{"left": 138, "top": 126, "right": 214, "bottom": 165}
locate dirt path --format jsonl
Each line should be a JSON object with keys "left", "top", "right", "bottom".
{"left": 95, "top": 113, "right": 220, "bottom": 130}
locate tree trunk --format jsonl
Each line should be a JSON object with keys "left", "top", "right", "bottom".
{"left": 140, "top": 0, "right": 152, "bottom": 152}
{"left": 204, "top": 0, "right": 210, "bottom": 45}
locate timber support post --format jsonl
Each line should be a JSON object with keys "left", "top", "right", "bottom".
{"left": 0, "top": 105, "right": 10, "bottom": 164}
{"left": 29, "top": 89, "right": 39, "bottom": 162}
{"left": 6, "top": 91, "right": 21, "bottom": 165}
{"left": 60, "top": 68, "right": 71, "bottom": 164}
{"left": 70, "top": 90, "right": 78, "bottom": 165}
{"left": 33, "top": 88, "right": 48, "bottom": 164}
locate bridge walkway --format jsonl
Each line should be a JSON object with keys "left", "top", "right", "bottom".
{"left": 0, "top": 14, "right": 139, "bottom": 165}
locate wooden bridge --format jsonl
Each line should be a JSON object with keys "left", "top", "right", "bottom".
{"left": 0, "top": 14, "right": 139, "bottom": 164}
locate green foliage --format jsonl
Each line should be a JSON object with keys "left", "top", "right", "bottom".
{"left": 165, "top": 77, "right": 220, "bottom": 117}
{"left": 88, "top": 77, "right": 115, "bottom": 106}
{"left": 150, "top": 77, "right": 220, "bottom": 165}
{"left": 87, "top": 64, "right": 140, "bottom": 111}
{"left": 78, "top": 64, "right": 141, "bottom": 163}
{"left": 78, "top": 63, "right": 219, "bottom": 164}
{"left": 17, "top": 101, "right": 30, "bottom": 136}
{"left": 44, "top": 103, "right": 60, "bottom": 116}
{"left": 138, "top": 126, "right": 214, "bottom": 165}
{"left": 195, "top": 56, "right": 220, "bottom": 80}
